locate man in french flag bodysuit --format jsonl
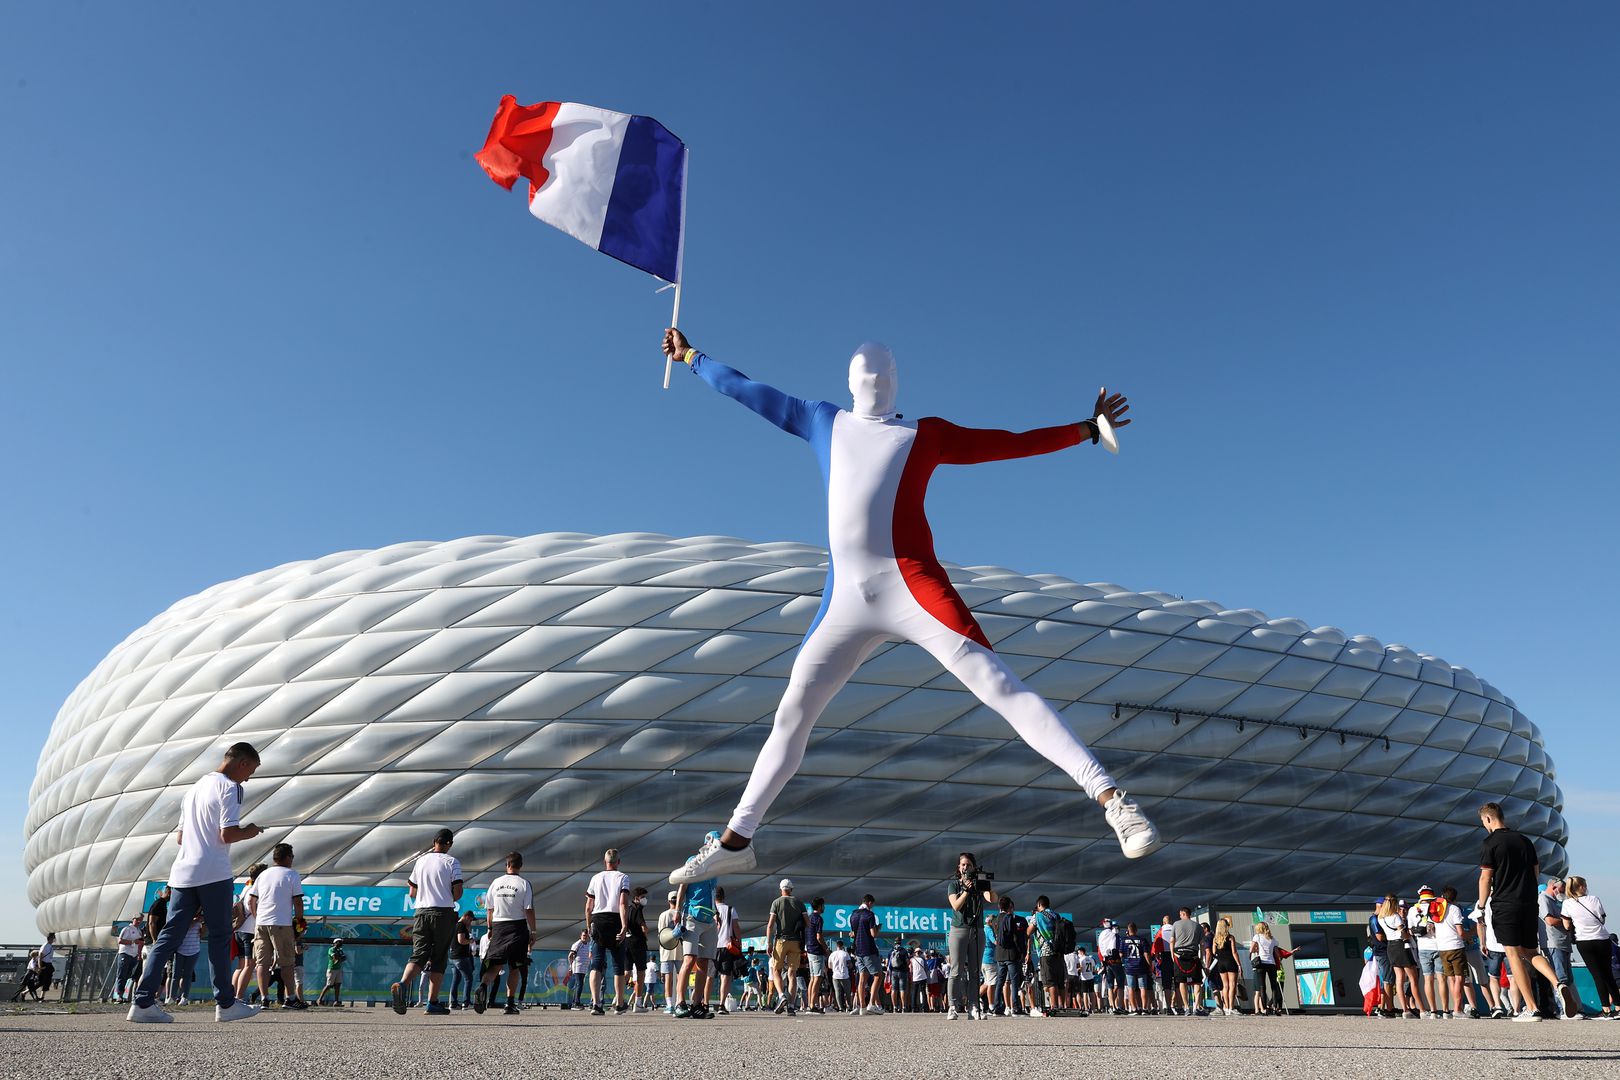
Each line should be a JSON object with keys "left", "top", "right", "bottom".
{"left": 662, "top": 328, "right": 1161, "bottom": 886}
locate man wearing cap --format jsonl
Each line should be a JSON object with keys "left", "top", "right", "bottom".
{"left": 391, "top": 828, "right": 463, "bottom": 1016}
{"left": 317, "top": 937, "right": 347, "bottom": 1006}
{"left": 657, "top": 890, "right": 681, "bottom": 1015}
{"left": 1407, "top": 885, "right": 1446, "bottom": 1017}
{"left": 672, "top": 836, "right": 721, "bottom": 1020}
{"left": 765, "top": 878, "right": 806, "bottom": 1015}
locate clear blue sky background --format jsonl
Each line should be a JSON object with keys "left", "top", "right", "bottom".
{"left": 3, "top": 2, "right": 1616, "bottom": 942}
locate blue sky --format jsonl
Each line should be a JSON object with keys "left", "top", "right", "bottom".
{"left": 3, "top": 2, "right": 1617, "bottom": 942}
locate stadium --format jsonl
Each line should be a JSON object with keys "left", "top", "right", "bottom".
{"left": 25, "top": 532, "right": 1567, "bottom": 954}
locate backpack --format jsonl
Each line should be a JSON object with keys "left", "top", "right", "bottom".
{"left": 1010, "top": 914, "right": 1029, "bottom": 958}
{"left": 1054, "top": 917, "right": 1076, "bottom": 955}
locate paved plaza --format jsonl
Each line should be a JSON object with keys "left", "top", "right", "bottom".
{"left": 2, "top": 1005, "right": 1616, "bottom": 1079}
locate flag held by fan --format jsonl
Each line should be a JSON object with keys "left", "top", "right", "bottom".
{"left": 477, "top": 97, "right": 686, "bottom": 283}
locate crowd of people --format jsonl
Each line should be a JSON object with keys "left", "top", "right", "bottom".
{"left": 20, "top": 743, "right": 1616, "bottom": 1028}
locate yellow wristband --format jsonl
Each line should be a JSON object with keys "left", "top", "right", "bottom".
{"left": 683, "top": 348, "right": 696, "bottom": 366}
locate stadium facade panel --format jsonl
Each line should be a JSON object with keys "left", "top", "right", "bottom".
{"left": 26, "top": 533, "right": 1567, "bottom": 946}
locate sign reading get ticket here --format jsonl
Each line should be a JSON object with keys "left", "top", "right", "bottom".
{"left": 143, "top": 881, "right": 489, "bottom": 919}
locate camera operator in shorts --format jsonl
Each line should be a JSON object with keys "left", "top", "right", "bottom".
{"left": 947, "top": 852, "right": 999, "bottom": 1020}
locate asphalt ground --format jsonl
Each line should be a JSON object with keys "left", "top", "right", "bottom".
{"left": 1, "top": 1003, "right": 1616, "bottom": 1079}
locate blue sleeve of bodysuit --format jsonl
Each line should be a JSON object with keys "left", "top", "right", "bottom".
{"left": 689, "top": 352, "right": 823, "bottom": 441}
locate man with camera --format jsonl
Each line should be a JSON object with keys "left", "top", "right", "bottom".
{"left": 948, "top": 854, "right": 998, "bottom": 1020}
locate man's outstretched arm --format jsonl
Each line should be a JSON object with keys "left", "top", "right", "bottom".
{"left": 663, "top": 328, "right": 822, "bottom": 441}
{"left": 934, "top": 388, "right": 1132, "bottom": 465}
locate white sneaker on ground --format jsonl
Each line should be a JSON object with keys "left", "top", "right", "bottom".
{"left": 1563, "top": 1012, "right": 1589, "bottom": 1021}
{"left": 1512, "top": 1009, "right": 1542, "bottom": 1023}
{"left": 216, "top": 1001, "right": 261, "bottom": 1023}
{"left": 126, "top": 1003, "right": 172, "bottom": 1024}
{"left": 867, "top": 1004, "right": 885, "bottom": 1015}
{"left": 947, "top": 1007, "right": 959, "bottom": 1020}
{"left": 969, "top": 1005, "right": 981, "bottom": 1020}
{"left": 668, "top": 834, "right": 757, "bottom": 884}
{"left": 1103, "top": 790, "right": 1162, "bottom": 859}
{"left": 1030, "top": 1005, "right": 1045, "bottom": 1017}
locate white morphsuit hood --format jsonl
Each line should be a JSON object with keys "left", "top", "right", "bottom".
{"left": 848, "top": 343, "right": 898, "bottom": 420}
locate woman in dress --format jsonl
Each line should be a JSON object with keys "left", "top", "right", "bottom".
{"left": 1211, "top": 916, "right": 1242, "bottom": 1015}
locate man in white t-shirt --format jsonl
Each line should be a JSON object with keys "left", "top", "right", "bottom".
{"left": 1408, "top": 886, "right": 1445, "bottom": 1017}
{"left": 567, "top": 930, "right": 591, "bottom": 1008}
{"left": 128, "top": 742, "right": 266, "bottom": 1024}
{"left": 583, "top": 848, "right": 631, "bottom": 1015}
{"left": 475, "top": 850, "right": 536, "bottom": 1017}
{"left": 828, "top": 941, "right": 853, "bottom": 1012}
{"left": 37, "top": 934, "right": 57, "bottom": 998}
{"left": 114, "top": 919, "right": 146, "bottom": 1002}
{"left": 391, "top": 828, "right": 464, "bottom": 1017}
{"left": 1428, "top": 886, "right": 1470, "bottom": 1019}
{"left": 247, "top": 842, "right": 307, "bottom": 1010}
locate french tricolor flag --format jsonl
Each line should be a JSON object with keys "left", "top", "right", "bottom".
{"left": 476, "top": 97, "right": 687, "bottom": 283}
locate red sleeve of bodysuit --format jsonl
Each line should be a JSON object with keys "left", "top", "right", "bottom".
{"left": 927, "top": 418, "right": 1085, "bottom": 465}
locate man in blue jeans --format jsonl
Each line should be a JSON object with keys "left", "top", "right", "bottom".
{"left": 127, "top": 742, "right": 265, "bottom": 1024}
{"left": 994, "top": 897, "right": 1026, "bottom": 1016}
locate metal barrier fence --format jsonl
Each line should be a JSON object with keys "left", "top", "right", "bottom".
{"left": 41, "top": 945, "right": 584, "bottom": 1005}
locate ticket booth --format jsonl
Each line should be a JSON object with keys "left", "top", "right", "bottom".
{"left": 1220, "top": 907, "right": 1372, "bottom": 1012}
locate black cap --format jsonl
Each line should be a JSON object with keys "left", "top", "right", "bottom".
{"left": 433, "top": 828, "right": 455, "bottom": 846}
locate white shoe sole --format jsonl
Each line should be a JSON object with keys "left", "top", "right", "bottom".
{"left": 1120, "top": 832, "right": 1163, "bottom": 859}
{"left": 125, "top": 1007, "right": 172, "bottom": 1024}
{"left": 668, "top": 843, "right": 757, "bottom": 884}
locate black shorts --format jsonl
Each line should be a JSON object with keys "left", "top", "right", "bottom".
{"left": 1173, "top": 948, "right": 1202, "bottom": 983}
{"left": 486, "top": 920, "right": 531, "bottom": 967}
{"left": 1490, "top": 903, "right": 1538, "bottom": 949}
{"left": 715, "top": 951, "right": 744, "bottom": 978}
{"left": 627, "top": 941, "right": 649, "bottom": 973}
{"left": 1039, "top": 954, "right": 1066, "bottom": 987}
{"left": 1388, "top": 942, "right": 1417, "bottom": 969}
{"left": 410, "top": 907, "right": 457, "bottom": 971}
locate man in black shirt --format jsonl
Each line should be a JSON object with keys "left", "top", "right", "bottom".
{"left": 1475, "top": 801, "right": 1561, "bottom": 1022}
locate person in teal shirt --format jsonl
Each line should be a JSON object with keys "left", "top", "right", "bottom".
{"left": 672, "top": 831, "right": 721, "bottom": 1019}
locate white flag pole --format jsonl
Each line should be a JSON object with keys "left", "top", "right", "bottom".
{"left": 663, "top": 281, "right": 682, "bottom": 390}
{"left": 662, "top": 147, "right": 689, "bottom": 390}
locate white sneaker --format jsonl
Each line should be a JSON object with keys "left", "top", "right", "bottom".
{"left": 1103, "top": 790, "right": 1162, "bottom": 859}
{"left": 126, "top": 1003, "right": 172, "bottom": 1024}
{"left": 1030, "top": 1005, "right": 1045, "bottom": 1017}
{"left": 854, "top": 1006, "right": 866, "bottom": 1016}
{"left": 1512, "top": 1009, "right": 1542, "bottom": 1023}
{"left": 867, "top": 1004, "right": 885, "bottom": 1016}
{"left": 668, "top": 834, "right": 757, "bottom": 884}
{"left": 948, "top": 1007, "right": 959, "bottom": 1020}
{"left": 1563, "top": 1012, "right": 1589, "bottom": 1021}
{"left": 215, "top": 1001, "right": 261, "bottom": 1023}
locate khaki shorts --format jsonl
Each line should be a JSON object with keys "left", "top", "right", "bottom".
{"left": 254, "top": 924, "right": 297, "bottom": 970}
{"left": 772, "top": 939, "right": 803, "bottom": 973}
{"left": 1439, "top": 949, "right": 1467, "bottom": 977}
